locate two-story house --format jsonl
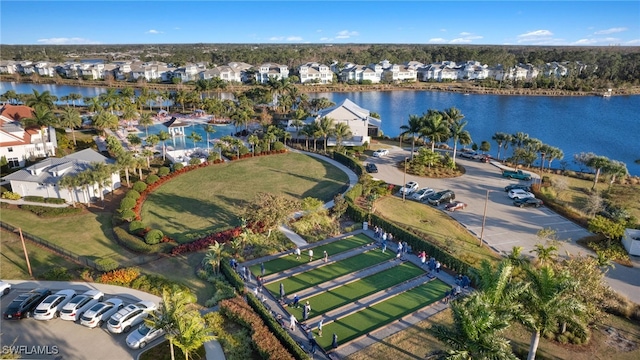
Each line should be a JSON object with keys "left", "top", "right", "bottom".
{"left": 298, "top": 62, "right": 333, "bottom": 84}
{"left": 255, "top": 63, "right": 289, "bottom": 84}
{"left": 0, "top": 104, "right": 57, "bottom": 168}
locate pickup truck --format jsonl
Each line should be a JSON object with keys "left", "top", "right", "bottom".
{"left": 502, "top": 170, "right": 532, "bottom": 181}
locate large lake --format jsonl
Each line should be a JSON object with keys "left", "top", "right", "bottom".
{"left": 2, "top": 82, "right": 639, "bottom": 176}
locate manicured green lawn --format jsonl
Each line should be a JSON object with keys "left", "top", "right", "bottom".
{"left": 0, "top": 208, "right": 135, "bottom": 263}
{"left": 288, "top": 261, "right": 424, "bottom": 320}
{"left": 264, "top": 250, "right": 395, "bottom": 296}
{"left": 249, "top": 233, "right": 374, "bottom": 276}
{"left": 141, "top": 153, "right": 349, "bottom": 243}
{"left": 315, "top": 279, "right": 450, "bottom": 349}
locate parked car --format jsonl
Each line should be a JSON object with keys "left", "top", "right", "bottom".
{"left": 428, "top": 190, "right": 456, "bottom": 206}
{"left": 33, "top": 289, "right": 77, "bottom": 320}
{"left": 365, "top": 163, "right": 378, "bottom": 173}
{"left": 508, "top": 189, "right": 535, "bottom": 200}
{"left": 477, "top": 154, "right": 492, "bottom": 162}
{"left": 459, "top": 151, "right": 478, "bottom": 159}
{"left": 514, "top": 198, "right": 544, "bottom": 208}
{"left": 411, "top": 187, "right": 435, "bottom": 201}
{"left": 60, "top": 290, "right": 104, "bottom": 321}
{"left": 445, "top": 201, "right": 468, "bottom": 212}
{"left": 126, "top": 323, "right": 165, "bottom": 349}
{"left": 107, "top": 300, "right": 157, "bottom": 334}
{"left": 3, "top": 288, "right": 51, "bottom": 320}
{"left": 372, "top": 149, "right": 389, "bottom": 157}
{"left": 504, "top": 184, "right": 531, "bottom": 192}
{"left": 502, "top": 170, "right": 532, "bottom": 181}
{"left": 80, "top": 298, "right": 124, "bottom": 329}
{"left": 399, "top": 181, "right": 419, "bottom": 195}
{"left": 0, "top": 281, "right": 11, "bottom": 297}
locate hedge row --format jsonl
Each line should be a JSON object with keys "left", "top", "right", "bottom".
{"left": 112, "top": 226, "right": 155, "bottom": 254}
{"left": 170, "top": 227, "right": 242, "bottom": 255}
{"left": 221, "top": 259, "right": 245, "bottom": 293}
{"left": 20, "top": 205, "right": 82, "bottom": 217}
{"left": 332, "top": 151, "right": 363, "bottom": 177}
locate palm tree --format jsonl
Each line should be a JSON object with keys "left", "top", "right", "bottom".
{"left": 247, "top": 134, "right": 259, "bottom": 156}
{"left": 127, "top": 134, "right": 143, "bottom": 152}
{"left": 202, "top": 124, "right": 216, "bottom": 151}
{"left": 187, "top": 131, "right": 202, "bottom": 150}
{"left": 121, "top": 104, "right": 138, "bottom": 129}
{"left": 174, "top": 90, "right": 189, "bottom": 112}
{"left": 449, "top": 118, "right": 472, "bottom": 165}
{"left": 203, "top": 242, "right": 225, "bottom": 274}
{"left": 145, "top": 287, "right": 195, "bottom": 360}
{"left": 317, "top": 116, "right": 335, "bottom": 152}
{"left": 22, "top": 105, "right": 57, "bottom": 155}
{"left": 85, "top": 96, "right": 104, "bottom": 113}
{"left": 146, "top": 134, "right": 159, "bottom": 151}
{"left": 58, "top": 107, "right": 82, "bottom": 146}
{"left": 93, "top": 111, "right": 118, "bottom": 136}
{"left": 299, "top": 123, "right": 315, "bottom": 150}
{"left": 400, "top": 114, "right": 423, "bottom": 159}
{"left": 1, "top": 90, "right": 18, "bottom": 105}
{"left": 90, "top": 162, "right": 114, "bottom": 204}
{"left": 420, "top": 110, "right": 449, "bottom": 152}
{"left": 333, "top": 122, "right": 352, "bottom": 148}
{"left": 68, "top": 92, "right": 82, "bottom": 108}
{"left": 139, "top": 112, "right": 154, "bottom": 137}
{"left": 213, "top": 141, "right": 225, "bottom": 160}
{"left": 587, "top": 155, "right": 611, "bottom": 190}
{"left": 158, "top": 130, "right": 171, "bottom": 161}
{"left": 492, "top": 132, "right": 510, "bottom": 160}
{"left": 522, "top": 265, "right": 587, "bottom": 360}
{"left": 171, "top": 310, "right": 215, "bottom": 360}
{"left": 511, "top": 132, "right": 529, "bottom": 151}
{"left": 26, "top": 89, "right": 56, "bottom": 110}
{"left": 100, "top": 88, "right": 120, "bottom": 114}
{"left": 58, "top": 175, "right": 78, "bottom": 207}
{"left": 116, "top": 152, "right": 135, "bottom": 187}
{"left": 546, "top": 146, "right": 564, "bottom": 171}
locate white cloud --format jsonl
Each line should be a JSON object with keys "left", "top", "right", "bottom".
{"left": 286, "top": 36, "right": 303, "bottom": 41}
{"left": 450, "top": 38, "right": 472, "bottom": 44}
{"left": 518, "top": 30, "right": 553, "bottom": 39}
{"left": 571, "top": 37, "right": 622, "bottom": 46}
{"left": 595, "top": 27, "right": 627, "bottom": 35}
{"left": 428, "top": 38, "right": 447, "bottom": 43}
{"left": 36, "top": 37, "right": 100, "bottom": 44}
{"left": 146, "top": 29, "right": 163, "bottom": 34}
{"left": 335, "top": 30, "right": 359, "bottom": 39}
{"left": 459, "top": 32, "right": 472, "bottom": 36}
{"left": 516, "top": 30, "right": 557, "bottom": 44}
{"left": 572, "top": 39, "right": 598, "bottom": 45}
{"left": 269, "top": 36, "right": 284, "bottom": 41}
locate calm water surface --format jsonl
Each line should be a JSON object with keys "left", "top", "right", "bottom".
{"left": 2, "top": 82, "right": 639, "bottom": 175}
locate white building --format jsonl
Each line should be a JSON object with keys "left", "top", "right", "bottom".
{"left": 2, "top": 148, "right": 121, "bottom": 205}
{"left": 0, "top": 104, "right": 57, "bottom": 168}
{"left": 256, "top": 63, "right": 289, "bottom": 84}
{"left": 298, "top": 62, "right": 333, "bottom": 84}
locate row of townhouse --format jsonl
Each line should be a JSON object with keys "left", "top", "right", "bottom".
{"left": 0, "top": 58, "right": 583, "bottom": 85}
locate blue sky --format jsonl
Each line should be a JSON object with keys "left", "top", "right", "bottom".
{"left": 1, "top": 1, "right": 639, "bottom": 46}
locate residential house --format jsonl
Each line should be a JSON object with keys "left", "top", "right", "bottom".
{"left": 288, "top": 99, "right": 381, "bottom": 146}
{"left": 0, "top": 104, "right": 57, "bottom": 168}
{"left": 200, "top": 62, "right": 250, "bottom": 83}
{"left": 0, "top": 60, "right": 18, "bottom": 74}
{"left": 380, "top": 60, "right": 417, "bottom": 82}
{"left": 172, "top": 63, "right": 203, "bottom": 83}
{"left": 34, "top": 62, "right": 58, "bottom": 77}
{"left": 298, "top": 62, "right": 333, "bottom": 84}
{"left": 255, "top": 63, "right": 289, "bottom": 84}
{"left": 2, "top": 148, "right": 121, "bottom": 205}
{"left": 339, "top": 64, "right": 383, "bottom": 83}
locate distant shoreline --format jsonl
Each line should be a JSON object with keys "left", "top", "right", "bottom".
{"left": 3, "top": 75, "right": 640, "bottom": 97}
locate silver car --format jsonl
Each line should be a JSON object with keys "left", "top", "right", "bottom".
{"left": 60, "top": 290, "right": 104, "bottom": 321}
{"left": 80, "top": 298, "right": 124, "bottom": 328}
{"left": 33, "top": 289, "right": 76, "bottom": 321}
{"left": 126, "top": 323, "right": 165, "bottom": 349}
{"left": 411, "top": 187, "right": 435, "bottom": 201}
{"left": 107, "top": 301, "right": 157, "bottom": 334}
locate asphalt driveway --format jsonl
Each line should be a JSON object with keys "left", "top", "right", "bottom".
{"left": 365, "top": 146, "right": 640, "bottom": 303}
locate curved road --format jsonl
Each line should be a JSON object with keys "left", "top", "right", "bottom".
{"left": 366, "top": 146, "right": 640, "bottom": 303}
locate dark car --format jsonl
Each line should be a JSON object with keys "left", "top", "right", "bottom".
{"left": 427, "top": 190, "right": 456, "bottom": 206}
{"left": 504, "top": 184, "right": 531, "bottom": 192}
{"left": 3, "top": 288, "right": 51, "bottom": 320}
{"left": 365, "top": 163, "right": 378, "bottom": 173}
{"left": 513, "top": 198, "right": 544, "bottom": 208}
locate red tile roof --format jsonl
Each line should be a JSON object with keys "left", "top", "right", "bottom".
{"left": 0, "top": 104, "right": 34, "bottom": 122}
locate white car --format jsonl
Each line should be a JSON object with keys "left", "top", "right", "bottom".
{"left": 372, "top": 149, "right": 389, "bottom": 157}
{"left": 400, "top": 181, "right": 419, "bottom": 195}
{"left": 107, "top": 300, "right": 157, "bottom": 334}
{"left": 0, "top": 281, "right": 11, "bottom": 297}
{"left": 508, "top": 189, "right": 535, "bottom": 200}
{"left": 60, "top": 290, "right": 104, "bottom": 321}
{"left": 411, "top": 187, "right": 435, "bottom": 201}
{"left": 80, "top": 298, "right": 124, "bottom": 328}
{"left": 33, "top": 289, "right": 76, "bottom": 321}
{"left": 126, "top": 323, "right": 165, "bottom": 349}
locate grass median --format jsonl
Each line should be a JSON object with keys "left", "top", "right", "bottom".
{"left": 288, "top": 261, "right": 424, "bottom": 320}
{"left": 264, "top": 250, "right": 395, "bottom": 296}
{"left": 250, "top": 233, "right": 374, "bottom": 276}
{"left": 316, "top": 278, "right": 450, "bottom": 349}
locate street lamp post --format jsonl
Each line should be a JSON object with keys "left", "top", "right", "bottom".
{"left": 479, "top": 190, "right": 489, "bottom": 247}
{"left": 14, "top": 227, "right": 33, "bottom": 277}
{"left": 402, "top": 157, "right": 408, "bottom": 202}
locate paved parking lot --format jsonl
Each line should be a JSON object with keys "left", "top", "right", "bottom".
{"left": 366, "top": 147, "right": 640, "bottom": 303}
{"left": 0, "top": 282, "right": 162, "bottom": 360}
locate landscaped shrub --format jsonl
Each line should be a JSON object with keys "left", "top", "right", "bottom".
{"left": 145, "top": 174, "right": 160, "bottom": 185}
{"left": 44, "top": 197, "right": 66, "bottom": 204}
{"left": 113, "top": 226, "right": 154, "bottom": 254}
{"left": 95, "top": 258, "right": 119, "bottom": 272}
{"left": 120, "top": 209, "right": 136, "bottom": 222}
{"left": 132, "top": 181, "right": 147, "bottom": 193}
{"left": 189, "top": 157, "right": 201, "bottom": 165}
{"left": 145, "top": 229, "right": 164, "bottom": 245}
{"left": 157, "top": 167, "right": 170, "bottom": 177}
{"left": 99, "top": 267, "right": 140, "bottom": 286}
{"left": 173, "top": 163, "right": 184, "bottom": 171}
{"left": 21, "top": 205, "right": 81, "bottom": 217}
{"left": 1, "top": 191, "right": 21, "bottom": 200}
{"left": 23, "top": 195, "right": 45, "bottom": 203}
{"left": 129, "top": 220, "right": 145, "bottom": 234}
{"left": 118, "top": 197, "right": 136, "bottom": 212}
{"left": 125, "top": 189, "right": 140, "bottom": 200}
{"left": 42, "top": 267, "right": 72, "bottom": 281}
{"left": 129, "top": 274, "right": 194, "bottom": 298}
{"left": 221, "top": 259, "right": 245, "bottom": 294}
{"left": 273, "top": 141, "right": 285, "bottom": 151}
{"left": 170, "top": 227, "right": 242, "bottom": 255}
{"left": 205, "top": 278, "right": 236, "bottom": 307}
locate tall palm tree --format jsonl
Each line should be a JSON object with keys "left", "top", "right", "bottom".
{"left": 90, "top": 162, "right": 114, "bottom": 204}
{"left": 171, "top": 310, "right": 215, "bottom": 360}
{"left": 138, "top": 112, "right": 154, "bottom": 137}
{"left": 247, "top": 134, "right": 259, "bottom": 156}
{"left": 400, "top": 114, "right": 423, "bottom": 159}
{"left": 187, "top": 131, "right": 202, "bottom": 150}
{"left": 201, "top": 124, "right": 216, "bottom": 151}
{"left": 100, "top": 88, "right": 121, "bottom": 114}
{"left": 546, "top": 146, "right": 564, "bottom": 171}
{"left": 145, "top": 287, "right": 195, "bottom": 360}
{"left": 26, "top": 89, "right": 56, "bottom": 110}
{"left": 85, "top": 96, "right": 103, "bottom": 113}
{"left": 174, "top": 90, "right": 189, "bottom": 113}
{"left": 317, "top": 116, "right": 335, "bottom": 152}
{"left": 420, "top": 110, "right": 449, "bottom": 152}
{"left": 145, "top": 134, "right": 159, "bottom": 152}
{"left": 116, "top": 152, "right": 135, "bottom": 187}
{"left": 449, "top": 119, "right": 472, "bottom": 165}
{"left": 203, "top": 242, "right": 225, "bottom": 274}
{"left": 93, "top": 111, "right": 118, "bottom": 136}
{"left": 158, "top": 130, "right": 171, "bottom": 161}
{"left": 58, "top": 175, "right": 78, "bottom": 207}
{"left": 299, "top": 123, "right": 315, "bottom": 150}
{"left": 58, "top": 107, "right": 82, "bottom": 146}
{"left": 213, "top": 141, "right": 225, "bottom": 160}
{"left": 22, "top": 105, "right": 57, "bottom": 155}
{"left": 492, "top": 132, "right": 510, "bottom": 160}
{"left": 333, "top": 122, "right": 352, "bottom": 148}
{"left": 68, "top": 92, "right": 83, "bottom": 108}
{"left": 127, "top": 134, "right": 143, "bottom": 152}
{"left": 121, "top": 104, "right": 138, "bottom": 129}
{"left": 511, "top": 132, "right": 529, "bottom": 151}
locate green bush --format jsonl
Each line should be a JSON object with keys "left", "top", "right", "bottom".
{"left": 272, "top": 141, "right": 285, "bottom": 151}
{"left": 118, "top": 197, "right": 136, "bottom": 212}
{"left": 42, "top": 267, "right": 72, "bottom": 281}
{"left": 1, "top": 191, "right": 21, "bottom": 200}
{"left": 95, "top": 258, "right": 119, "bottom": 272}
{"left": 205, "top": 279, "right": 236, "bottom": 307}
{"left": 129, "top": 220, "right": 145, "bottom": 234}
{"left": 125, "top": 189, "right": 140, "bottom": 200}
{"left": 130, "top": 274, "right": 194, "bottom": 298}
{"left": 145, "top": 174, "right": 160, "bottom": 185}
{"left": 189, "top": 157, "right": 201, "bottom": 165}
{"left": 120, "top": 209, "right": 136, "bottom": 222}
{"left": 145, "top": 229, "right": 164, "bottom": 245}
{"left": 221, "top": 259, "right": 244, "bottom": 294}
{"left": 23, "top": 195, "right": 45, "bottom": 203}
{"left": 113, "top": 226, "right": 153, "bottom": 254}
{"left": 132, "top": 181, "right": 147, "bottom": 193}
{"left": 157, "top": 167, "right": 170, "bottom": 177}
{"left": 173, "top": 163, "right": 184, "bottom": 171}
{"left": 45, "top": 197, "right": 66, "bottom": 204}
{"left": 21, "top": 205, "right": 81, "bottom": 217}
